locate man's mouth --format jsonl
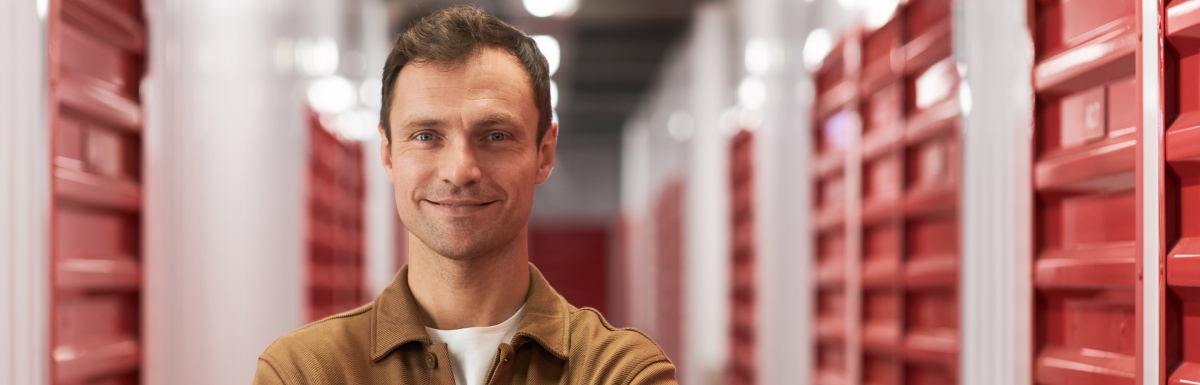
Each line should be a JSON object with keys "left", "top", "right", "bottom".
{"left": 424, "top": 199, "right": 498, "bottom": 214}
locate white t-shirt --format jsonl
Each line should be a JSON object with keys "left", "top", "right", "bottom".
{"left": 425, "top": 305, "right": 526, "bottom": 385}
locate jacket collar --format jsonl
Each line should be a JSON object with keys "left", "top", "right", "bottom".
{"left": 370, "top": 263, "right": 570, "bottom": 361}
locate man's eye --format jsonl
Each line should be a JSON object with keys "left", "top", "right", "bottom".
{"left": 415, "top": 133, "right": 435, "bottom": 141}
{"left": 487, "top": 133, "right": 507, "bottom": 142}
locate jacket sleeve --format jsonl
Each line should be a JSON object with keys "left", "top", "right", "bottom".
{"left": 626, "top": 358, "right": 679, "bottom": 385}
{"left": 253, "top": 358, "right": 288, "bottom": 385}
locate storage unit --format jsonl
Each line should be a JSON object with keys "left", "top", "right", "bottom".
{"left": 859, "top": 12, "right": 905, "bottom": 385}
{"left": 1029, "top": 0, "right": 1144, "bottom": 382}
{"left": 48, "top": 0, "right": 147, "bottom": 383}
{"left": 1164, "top": 1, "right": 1200, "bottom": 382}
{"left": 729, "top": 130, "right": 758, "bottom": 385}
{"left": 528, "top": 226, "right": 609, "bottom": 313}
{"left": 306, "top": 111, "right": 367, "bottom": 322}
{"left": 898, "top": 0, "right": 961, "bottom": 383}
{"left": 812, "top": 33, "right": 859, "bottom": 385}
{"left": 652, "top": 179, "right": 685, "bottom": 370}
{"left": 812, "top": 1, "right": 963, "bottom": 383}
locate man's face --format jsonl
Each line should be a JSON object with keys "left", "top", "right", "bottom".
{"left": 380, "top": 48, "right": 557, "bottom": 260}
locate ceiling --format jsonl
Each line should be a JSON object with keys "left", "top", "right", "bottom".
{"left": 386, "top": 0, "right": 699, "bottom": 143}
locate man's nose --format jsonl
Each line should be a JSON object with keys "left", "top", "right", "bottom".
{"left": 440, "top": 137, "right": 482, "bottom": 187}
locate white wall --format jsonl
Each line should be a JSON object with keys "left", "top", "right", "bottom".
{"left": 0, "top": 0, "right": 50, "bottom": 383}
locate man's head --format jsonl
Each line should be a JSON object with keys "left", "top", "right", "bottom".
{"left": 378, "top": 6, "right": 558, "bottom": 261}
{"left": 380, "top": 6, "right": 553, "bottom": 143}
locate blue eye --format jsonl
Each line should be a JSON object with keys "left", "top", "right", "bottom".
{"left": 488, "top": 133, "right": 507, "bottom": 142}
{"left": 415, "top": 133, "right": 435, "bottom": 141}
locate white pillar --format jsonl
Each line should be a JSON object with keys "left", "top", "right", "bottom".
{"left": 684, "top": 4, "right": 733, "bottom": 384}
{"left": 957, "top": 0, "right": 1034, "bottom": 383}
{"left": 0, "top": 0, "right": 51, "bottom": 383}
{"left": 143, "top": 1, "right": 308, "bottom": 383}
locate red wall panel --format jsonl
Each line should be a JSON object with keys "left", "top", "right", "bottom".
{"left": 1165, "top": 1, "right": 1200, "bottom": 382}
{"left": 653, "top": 180, "right": 685, "bottom": 371}
{"left": 48, "top": 0, "right": 147, "bottom": 383}
{"left": 306, "top": 111, "right": 367, "bottom": 322}
{"left": 730, "top": 131, "right": 757, "bottom": 385}
{"left": 813, "top": 1, "right": 963, "bottom": 383}
{"left": 527, "top": 225, "right": 609, "bottom": 314}
{"left": 900, "top": 1, "right": 960, "bottom": 381}
{"left": 1030, "top": 0, "right": 1144, "bottom": 383}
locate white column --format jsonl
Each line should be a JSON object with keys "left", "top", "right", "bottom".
{"left": 0, "top": 0, "right": 50, "bottom": 384}
{"left": 737, "top": 0, "right": 814, "bottom": 382}
{"left": 143, "top": 0, "right": 308, "bottom": 383}
{"left": 957, "top": 0, "right": 1034, "bottom": 383}
{"left": 1139, "top": 0, "right": 1164, "bottom": 382}
{"left": 684, "top": 4, "right": 733, "bottom": 384}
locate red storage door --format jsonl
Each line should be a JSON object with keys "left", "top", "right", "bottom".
{"left": 899, "top": 0, "right": 960, "bottom": 383}
{"left": 1165, "top": 2, "right": 1200, "bottom": 382}
{"left": 527, "top": 226, "right": 609, "bottom": 313}
{"left": 859, "top": 13, "right": 905, "bottom": 385}
{"left": 1029, "top": 0, "right": 1143, "bottom": 383}
{"left": 812, "top": 35, "right": 857, "bottom": 385}
{"left": 729, "top": 130, "right": 757, "bottom": 385}
{"left": 48, "top": 0, "right": 147, "bottom": 383}
{"left": 306, "top": 111, "right": 367, "bottom": 322}
{"left": 652, "top": 180, "right": 685, "bottom": 370}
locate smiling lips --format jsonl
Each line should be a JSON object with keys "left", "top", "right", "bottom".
{"left": 425, "top": 199, "right": 498, "bottom": 215}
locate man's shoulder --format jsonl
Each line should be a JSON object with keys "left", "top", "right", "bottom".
{"left": 259, "top": 303, "right": 376, "bottom": 363}
{"left": 567, "top": 306, "right": 662, "bottom": 350}
{"left": 565, "top": 305, "right": 672, "bottom": 363}
{"left": 562, "top": 305, "right": 677, "bottom": 384}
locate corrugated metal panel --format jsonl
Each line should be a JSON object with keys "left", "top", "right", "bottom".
{"left": 860, "top": 14, "right": 905, "bottom": 385}
{"left": 730, "top": 130, "right": 758, "bottom": 385}
{"left": 306, "top": 111, "right": 367, "bottom": 322}
{"left": 1029, "top": 0, "right": 1143, "bottom": 383}
{"left": 813, "top": 33, "right": 859, "bottom": 385}
{"left": 900, "top": 1, "right": 961, "bottom": 382}
{"left": 1164, "top": 1, "right": 1200, "bottom": 382}
{"left": 652, "top": 180, "right": 685, "bottom": 370}
{"left": 48, "top": 0, "right": 147, "bottom": 383}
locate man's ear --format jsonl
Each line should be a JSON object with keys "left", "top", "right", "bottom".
{"left": 378, "top": 124, "right": 394, "bottom": 184}
{"left": 535, "top": 123, "right": 558, "bottom": 184}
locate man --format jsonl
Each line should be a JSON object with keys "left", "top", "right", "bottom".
{"left": 254, "top": 6, "right": 676, "bottom": 385}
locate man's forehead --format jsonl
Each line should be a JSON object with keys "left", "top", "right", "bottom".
{"left": 390, "top": 49, "right": 536, "bottom": 122}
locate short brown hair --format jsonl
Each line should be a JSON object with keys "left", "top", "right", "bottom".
{"left": 380, "top": 6, "right": 552, "bottom": 143}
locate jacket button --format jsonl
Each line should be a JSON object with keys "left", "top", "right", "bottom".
{"left": 426, "top": 352, "right": 437, "bottom": 368}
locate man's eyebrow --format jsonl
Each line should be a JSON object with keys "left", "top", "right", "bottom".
{"left": 403, "top": 118, "right": 444, "bottom": 129}
{"left": 475, "top": 114, "right": 520, "bottom": 128}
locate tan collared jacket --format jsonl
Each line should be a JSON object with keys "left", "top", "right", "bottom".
{"left": 254, "top": 264, "right": 677, "bottom": 384}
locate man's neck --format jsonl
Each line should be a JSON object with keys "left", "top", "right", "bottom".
{"left": 405, "top": 231, "right": 531, "bottom": 330}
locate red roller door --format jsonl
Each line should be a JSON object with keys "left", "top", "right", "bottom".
{"left": 1165, "top": 1, "right": 1200, "bottom": 382}
{"left": 899, "top": 0, "right": 961, "bottom": 383}
{"left": 48, "top": 0, "right": 147, "bottom": 383}
{"left": 306, "top": 110, "right": 367, "bottom": 322}
{"left": 813, "top": 34, "right": 858, "bottom": 385}
{"left": 653, "top": 180, "right": 685, "bottom": 371}
{"left": 528, "top": 226, "right": 609, "bottom": 313}
{"left": 859, "top": 11, "right": 905, "bottom": 385}
{"left": 1029, "top": 0, "right": 1144, "bottom": 382}
{"left": 811, "top": 33, "right": 859, "bottom": 383}
{"left": 729, "top": 130, "right": 757, "bottom": 385}
{"left": 812, "top": 0, "right": 962, "bottom": 382}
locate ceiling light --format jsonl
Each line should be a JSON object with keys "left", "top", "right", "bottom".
{"left": 802, "top": 28, "right": 833, "bottom": 72}
{"left": 738, "top": 77, "right": 767, "bottom": 110}
{"left": 532, "top": 35, "right": 561, "bottom": 75}
{"left": 549, "top": 80, "right": 559, "bottom": 108}
{"left": 308, "top": 76, "right": 356, "bottom": 114}
{"left": 523, "top": 0, "right": 577, "bottom": 18}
